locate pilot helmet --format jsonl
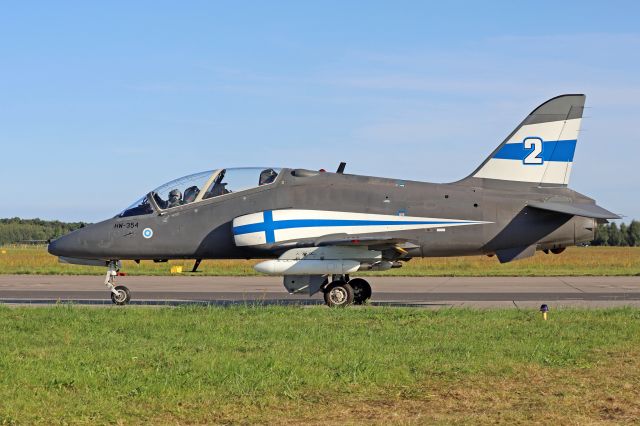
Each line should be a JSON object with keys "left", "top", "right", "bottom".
{"left": 168, "top": 189, "right": 182, "bottom": 200}
{"left": 259, "top": 168, "right": 278, "bottom": 185}
{"left": 183, "top": 186, "right": 200, "bottom": 203}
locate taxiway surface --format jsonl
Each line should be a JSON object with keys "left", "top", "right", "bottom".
{"left": 1, "top": 275, "right": 639, "bottom": 308}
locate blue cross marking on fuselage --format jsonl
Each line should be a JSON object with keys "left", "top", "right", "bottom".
{"left": 262, "top": 210, "right": 276, "bottom": 244}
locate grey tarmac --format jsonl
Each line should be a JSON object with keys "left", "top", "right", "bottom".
{"left": 1, "top": 275, "right": 640, "bottom": 308}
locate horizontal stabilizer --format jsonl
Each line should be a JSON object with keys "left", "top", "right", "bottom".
{"left": 527, "top": 201, "right": 620, "bottom": 219}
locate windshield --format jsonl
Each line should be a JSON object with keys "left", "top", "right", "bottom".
{"left": 118, "top": 167, "right": 281, "bottom": 217}
{"left": 150, "top": 170, "right": 214, "bottom": 210}
{"left": 119, "top": 196, "right": 154, "bottom": 218}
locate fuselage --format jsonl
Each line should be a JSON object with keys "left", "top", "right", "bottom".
{"left": 48, "top": 168, "right": 596, "bottom": 261}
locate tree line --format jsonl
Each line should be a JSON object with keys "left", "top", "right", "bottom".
{"left": 592, "top": 221, "right": 640, "bottom": 246}
{"left": 0, "top": 218, "right": 88, "bottom": 246}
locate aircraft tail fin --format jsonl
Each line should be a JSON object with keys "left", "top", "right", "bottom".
{"left": 468, "top": 94, "right": 585, "bottom": 186}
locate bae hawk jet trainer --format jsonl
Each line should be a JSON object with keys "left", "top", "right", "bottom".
{"left": 49, "top": 94, "right": 619, "bottom": 307}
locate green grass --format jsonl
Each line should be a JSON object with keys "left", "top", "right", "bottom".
{"left": 1, "top": 245, "right": 640, "bottom": 276}
{"left": 0, "top": 306, "right": 639, "bottom": 424}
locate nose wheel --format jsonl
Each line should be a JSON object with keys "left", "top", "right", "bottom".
{"left": 105, "top": 261, "right": 131, "bottom": 305}
{"left": 110, "top": 285, "right": 131, "bottom": 305}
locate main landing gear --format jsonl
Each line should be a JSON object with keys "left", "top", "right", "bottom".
{"left": 323, "top": 275, "right": 372, "bottom": 308}
{"left": 105, "top": 260, "right": 131, "bottom": 305}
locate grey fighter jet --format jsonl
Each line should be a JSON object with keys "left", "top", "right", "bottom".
{"left": 48, "top": 94, "right": 619, "bottom": 307}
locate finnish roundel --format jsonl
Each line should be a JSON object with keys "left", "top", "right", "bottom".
{"left": 142, "top": 228, "right": 154, "bottom": 239}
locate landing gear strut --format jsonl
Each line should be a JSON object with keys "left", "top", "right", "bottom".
{"left": 105, "top": 261, "right": 131, "bottom": 305}
{"left": 322, "top": 275, "right": 372, "bottom": 307}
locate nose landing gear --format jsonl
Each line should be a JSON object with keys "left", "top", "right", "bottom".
{"left": 105, "top": 261, "right": 131, "bottom": 305}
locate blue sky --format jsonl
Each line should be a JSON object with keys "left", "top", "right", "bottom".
{"left": 1, "top": 1, "right": 638, "bottom": 222}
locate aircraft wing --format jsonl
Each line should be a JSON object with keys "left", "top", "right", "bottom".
{"left": 527, "top": 201, "right": 620, "bottom": 220}
{"left": 233, "top": 209, "right": 490, "bottom": 250}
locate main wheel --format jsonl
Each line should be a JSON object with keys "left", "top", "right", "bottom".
{"left": 323, "top": 281, "right": 354, "bottom": 308}
{"left": 111, "top": 285, "right": 131, "bottom": 305}
{"left": 349, "top": 278, "right": 372, "bottom": 305}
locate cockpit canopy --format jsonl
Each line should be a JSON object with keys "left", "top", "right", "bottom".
{"left": 119, "top": 167, "right": 281, "bottom": 218}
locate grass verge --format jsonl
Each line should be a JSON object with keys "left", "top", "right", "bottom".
{"left": 0, "top": 306, "right": 639, "bottom": 424}
{"left": 1, "top": 245, "right": 639, "bottom": 276}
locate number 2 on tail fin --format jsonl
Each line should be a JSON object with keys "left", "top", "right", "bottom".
{"left": 523, "top": 137, "right": 543, "bottom": 165}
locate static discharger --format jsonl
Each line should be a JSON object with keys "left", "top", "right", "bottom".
{"left": 540, "top": 304, "right": 549, "bottom": 320}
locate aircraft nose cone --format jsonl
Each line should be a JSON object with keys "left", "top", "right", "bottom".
{"left": 48, "top": 233, "right": 80, "bottom": 257}
{"left": 48, "top": 236, "right": 66, "bottom": 256}
{"left": 47, "top": 221, "right": 118, "bottom": 259}
{"left": 47, "top": 238, "right": 58, "bottom": 255}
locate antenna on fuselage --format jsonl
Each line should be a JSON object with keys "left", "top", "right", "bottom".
{"left": 336, "top": 162, "right": 347, "bottom": 174}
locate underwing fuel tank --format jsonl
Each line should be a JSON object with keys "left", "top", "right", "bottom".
{"left": 254, "top": 259, "right": 362, "bottom": 275}
{"left": 254, "top": 259, "right": 399, "bottom": 275}
{"left": 253, "top": 246, "right": 393, "bottom": 275}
